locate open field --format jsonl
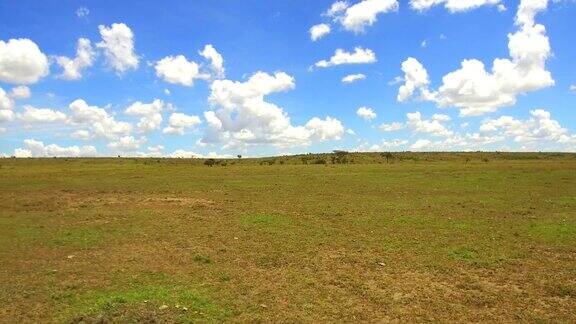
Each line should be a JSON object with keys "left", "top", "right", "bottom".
{"left": 1, "top": 153, "right": 575, "bottom": 322}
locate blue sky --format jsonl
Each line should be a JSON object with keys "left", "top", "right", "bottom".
{"left": 0, "top": 0, "right": 575, "bottom": 157}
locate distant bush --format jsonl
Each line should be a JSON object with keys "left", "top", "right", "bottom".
{"left": 381, "top": 152, "right": 393, "bottom": 164}
{"left": 314, "top": 158, "right": 327, "bottom": 164}
{"left": 204, "top": 158, "right": 216, "bottom": 167}
{"left": 331, "top": 150, "right": 348, "bottom": 164}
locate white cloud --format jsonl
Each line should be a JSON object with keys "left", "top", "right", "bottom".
{"left": 410, "top": 0, "right": 502, "bottom": 12}
{"left": 314, "top": 47, "right": 376, "bottom": 68}
{"left": 310, "top": 23, "right": 331, "bottom": 41}
{"left": 0, "top": 109, "right": 14, "bottom": 123}
{"left": 342, "top": 73, "right": 366, "bottom": 83}
{"left": 203, "top": 71, "right": 344, "bottom": 148}
{"left": 163, "top": 112, "right": 202, "bottom": 135}
{"left": 570, "top": 85, "right": 576, "bottom": 92}
{"left": 327, "top": 0, "right": 399, "bottom": 33}
{"left": 199, "top": 44, "right": 225, "bottom": 79}
{"left": 398, "top": 0, "right": 554, "bottom": 116}
{"left": 369, "top": 139, "right": 408, "bottom": 151}
{"left": 71, "top": 129, "right": 91, "bottom": 140}
{"left": 97, "top": 23, "right": 139, "bottom": 73}
{"left": 14, "top": 139, "right": 97, "bottom": 157}
{"left": 325, "top": 1, "right": 349, "bottom": 16}
{"left": 407, "top": 111, "right": 453, "bottom": 137}
{"left": 480, "top": 109, "right": 567, "bottom": 143}
{"left": 305, "top": 116, "right": 345, "bottom": 141}
{"left": 76, "top": 7, "right": 89, "bottom": 19}
{"left": 432, "top": 113, "right": 451, "bottom": 122}
{"left": 107, "top": 135, "right": 145, "bottom": 152}
{"left": 146, "top": 145, "right": 164, "bottom": 156}
{"left": 0, "top": 87, "right": 13, "bottom": 111}
{"left": 397, "top": 57, "right": 432, "bottom": 102}
{"left": 410, "top": 139, "right": 432, "bottom": 150}
{"left": 68, "top": 99, "right": 132, "bottom": 139}
{"left": 168, "top": 149, "right": 232, "bottom": 159}
{"left": 0, "top": 38, "right": 49, "bottom": 84}
{"left": 356, "top": 106, "right": 377, "bottom": 121}
{"left": 9, "top": 85, "right": 31, "bottom": 99}
{"left": 155, "top": 55, "right": 202, "bottom": 86}
{"left": 56, "top": 38, "right": 95, "bottom": 80}
{"left": 125, "top": 99, "right": 165, "bottom": 133}
{"left": 379, "top": 121, "right": 404, "bottom": 131}
{"left": 19, "top": 105, "right": 67, "bottom": 123}
{"left": 169, "top": 149, "right": 203, "bottom": 158}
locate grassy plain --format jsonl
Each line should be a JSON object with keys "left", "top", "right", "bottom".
{"left": 0, "top": 152, "right": 575, "bottom": 322}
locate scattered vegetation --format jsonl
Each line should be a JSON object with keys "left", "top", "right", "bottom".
{"left": 0, "top": 152, "right": 575, "bottom": 322}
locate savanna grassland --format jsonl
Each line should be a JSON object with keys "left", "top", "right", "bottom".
{"left": 0, "top": 152, "right": 575, "bottom": 323}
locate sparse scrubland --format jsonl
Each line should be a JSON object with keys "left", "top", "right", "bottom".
{"left": 1, "top": 152, "right": 575, "bottom": 322}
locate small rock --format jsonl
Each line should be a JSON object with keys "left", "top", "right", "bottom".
{"left": 67, "top": 255, "right": 75, "bottom": 259}
{"left": 182, "top": 307, "right": 188, "bottom": 311}
{"left": 159, "top": 304, "right": 169, "bottom": 310}
{"left": 378, "top": 262, "right": 385, "bottom": 267}
{"left": 260, "top": 304, "right": 267, "bottom": 308}
{"left": 234, "top": 237, "right": 239, "bottom": 240}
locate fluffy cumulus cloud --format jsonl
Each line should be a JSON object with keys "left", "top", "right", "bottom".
{"left": 19, "top": 105, "right": 67, "bottom": 123}
{"left": 0, "top": 38, "right": 49, "bottom": 84}
{"left": 199, "top": 44, "right": 225, "bottom": 79}
{"left": 305, "top": 117, "right": 345, "bottom": 141}
{"left": 0, "top": 87, "right": 14, "bottom": 123}
{"left": 406, "top": 111, "right": 453, "bottom": 137}
{"left": 56, "top": 38, "right": 95, "bottom": 80}
{"left": 68, "top": 99, "right": 132, "bottom": 139}
{"left": 10, "top": 86, "right": 31, "bottom": 99}
{"left": 155, "top": 55, "right": 202, "bottom": 86}
{"left": 369, "top": 139, "right": 408, "bottom": 151}
{"left": 310, "top": 23, "right": 331, "bottom": 41}
{"left": 379, "top": 121, "right": 404, "bottom": 132}
{"left": 97, "top": 23, "right": 139, "bottom": 73}
{"left": 14, "top": 139, "right": 97, "bottom": 157}
{"left": 342, "top": 73, "right": 366, "bottom": 83}
{"left": 379, "top": 108, "right": 576, "bottom": 152}
{"left": 356, "top": 106, "right": 377, "bottom": 121}
{"left": 397, "top": 57, "right": 432, "bottom": 102}
{"left": 480, "top": 109, "right": 567, "bottom": 143}
{"left": 125, "top": 99, "right": 164, "bottom": 133}
{"left": 0, "top": 109, "right": 14, "bottom": 123}
{"left": 314, "top": 47, "right": 376, "bottom": 68}
{"left": 202, "top": 71, "right": 344, "bottom": 148}
{"left": 397, "top": 0, "right": 554, "bottom": 116}
{"left": 0, "top": 87, "right": 13, "bottom": 111}
{"left": 410, "top": 0, "right": 502, "bottom": 12}
{"left": 163, "top": 112, "right": 202, "bottom": 135}
{"left": 326, "top": 0, "right": 399, "bottom": 33}
{"left": 107, "top": 136, "right": 146, "bottom": 152}
{"left": 168, "top": 149, "right": 233, "bottom": 159}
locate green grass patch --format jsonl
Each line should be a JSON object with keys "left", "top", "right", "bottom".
{"left": 526, "top": 221, "right": 576, "bottom": 243}
{"left": 56, "top": 284, "right": 229, "bottom": 322}
{"left": 51, "top": 227, "right": 106, "bottom": 249}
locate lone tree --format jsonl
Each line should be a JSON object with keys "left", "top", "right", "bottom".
{"left": 331, "top": 150, "right": 349, "bottom": 164}
{"left": 237, "top": 155, "right": 242, "bottom": 159}
{"left": 381, "top": 152, "right": 393, "bottom": 164}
